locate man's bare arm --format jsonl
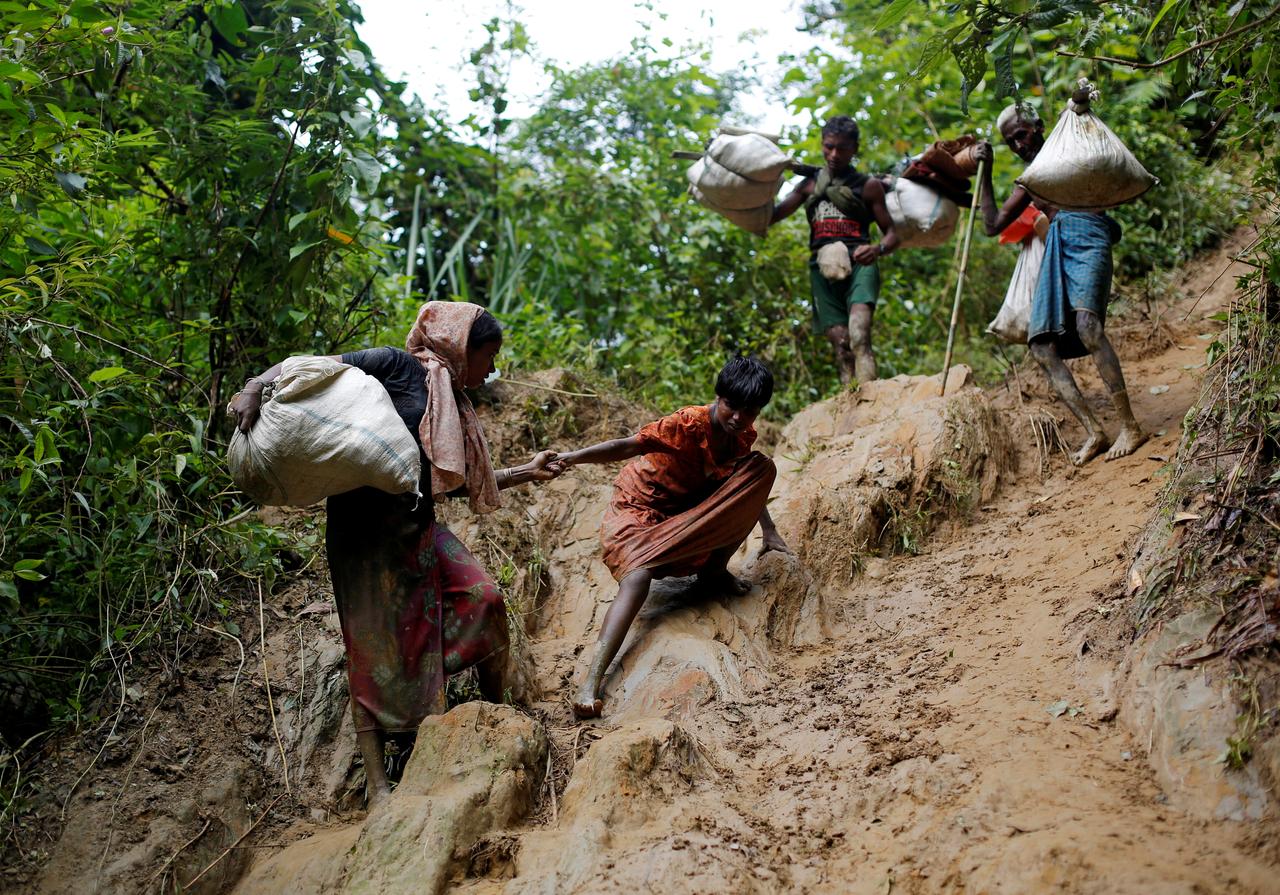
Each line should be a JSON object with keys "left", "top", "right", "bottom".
{"left": 974, "top": 142, "right": 1034, "bottom": 237}
{"left": 852, "top": 177, "right": 900, "bottom": 265}
{"left": 770, "top": 176, "right": 814, "bottom": 224}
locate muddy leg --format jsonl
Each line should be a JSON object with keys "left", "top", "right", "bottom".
{"left": 695, "top": 542, "right": 752, "bottom": 596}
{"left": 573, "top": 568, "right": 653, "bottom": 719}
{"left": 1029, "top": 338, "right": 1109, "bottom": 465}
{"left": 825, "top": 324, "right": 856, "bottom": 386}
{"left": 847, "top": 303, "right": 877, "bottom": 383}
{"left": 474, "top": 612, "right": 510, "bottom": 704}
{"left": 1076, "top": 310, "right": 1148, "bottom": 460}
{"left": 353, "top": 700, "right": 391, "bottom": 809}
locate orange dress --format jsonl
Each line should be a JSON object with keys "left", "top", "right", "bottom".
{"left": 601, "top": 405, "right": 776, "bottom": 580}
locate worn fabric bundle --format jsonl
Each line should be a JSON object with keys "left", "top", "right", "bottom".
{"left": 228, "top": 356, "right": 421, "bottom": 507}
{"left": 706, "top": 132, "right": 790, "bottom": 182}
{"left": 816, "top": 241, "right": 854, "bottom": 280}
{"left": 1018, "top": 80, "right": 1157, "bottom": 211}
{"left": 687, "top": 132, "right": 787, "bottom": 237}
{"left": 987, "top": 233, "right": 1047, "bottom": 343}
{"left": 687, "top": 184, "right": 773, "bottom": 237}
{"left": 883, "top": 176, "right": 960, "bottom": 248}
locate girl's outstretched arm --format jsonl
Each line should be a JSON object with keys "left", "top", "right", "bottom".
{"left": 556, "top": 435, "right": 659, "bottom": 468}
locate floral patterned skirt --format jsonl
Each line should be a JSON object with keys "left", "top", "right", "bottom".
{"left": 326, "top": 487, "right": 505, "bottom": 733}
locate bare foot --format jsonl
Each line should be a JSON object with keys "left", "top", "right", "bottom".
{"left": 1105, "top": 424, "right": 1148, "bottom": 461}
{"left": 572, "top": 687, "right": 603, "bottom": 720}
{"left": 1071, "top": 431, "right": 1110, "bottom": 466}
{"left": 366, "top": 781, "right": 391, "bottom": 811}
{"left": 697, "top": 568, "right": 752, "bottom": 596}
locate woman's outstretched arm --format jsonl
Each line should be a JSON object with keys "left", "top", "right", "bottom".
{"left": 555, "top": 435, "right": 656, "bottom": 468}
{"left": 496, "top": 451, "right": 565, "bottom": 489}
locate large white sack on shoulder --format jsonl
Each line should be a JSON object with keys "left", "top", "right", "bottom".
{"left": 987, "top": 234, "right": 1046, "bottom": 344}
{"left": 228, "top": 356, "right": 421, "bottom": 507}
{"left": 1017, "top": 100, "right": 1157, "bottom": 211}
{"left": 816, "top": 242, "right": 853, "bottom": 280}
{"left": 689, "top": 184, "right": 772, "bottom": 237}
{"left": 689, "top": 154, "right": 782, "bottom": 210}
{"left": 885, "top": 177, "right": 960, "bottom": 248}
{"left": 706, "top": 133, "right": 791, "bottom": 183}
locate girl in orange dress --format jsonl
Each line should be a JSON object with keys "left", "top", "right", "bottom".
{"left": 553, "top": 357, "right": 788, "bottom": 718}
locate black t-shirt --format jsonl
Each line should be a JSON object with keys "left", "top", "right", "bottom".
{"left": 341, "top": 347, "right": 426, "bottom": 446}
{"left": 806, "top": 170, "right": 875, "bottom": 251}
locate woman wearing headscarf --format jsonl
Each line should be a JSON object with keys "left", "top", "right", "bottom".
{"left": 230, "top": 301, "right": 561, "bottom": 806}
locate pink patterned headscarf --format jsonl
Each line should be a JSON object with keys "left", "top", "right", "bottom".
{"left": 405, "top": 301, "right": 501, "bottom": 514}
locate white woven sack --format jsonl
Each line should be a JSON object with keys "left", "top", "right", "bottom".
{"left": 688, "top": 184, "right": 772, "bottom": 237}
{"left": 687, "top": 156, "right": 783, "bottom": 210}
{"left": 1017, "top": 86, "right": 1157, "bottom": 211}
{"left": 816, "top": 242, "right": 853, "bottom": 280}
{"left": 987, "top": 234, "right": 1046, "bottom": 344}
{"left": 884, "top": 177, "right": 960, "bottom": 248}
{"left": 228, "top": 356, "right": 421, "bottom": 507}
{"left": 706, "top": 133, "right": 791, "bottom": 183}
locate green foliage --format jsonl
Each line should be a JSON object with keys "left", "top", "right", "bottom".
{"left": 0, "top": 0, "right": 1267, "bottom": 787}
{"left": 0, "top": 0, "right": 392, "bottom": 735}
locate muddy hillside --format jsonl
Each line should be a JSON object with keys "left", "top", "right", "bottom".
{"left": 24, "top": 230, "right": 1279, "bottom": 894}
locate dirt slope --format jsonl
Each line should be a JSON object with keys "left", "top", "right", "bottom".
{"left": 22, "top": 229, "right": 1277, "bottom": 894}
{"left": 470, "top": 228, "right": 1274, "bottom": 894}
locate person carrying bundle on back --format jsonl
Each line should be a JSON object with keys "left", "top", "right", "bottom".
{"left": 974, "top": 102, "right": 1147, "bottom": 465}
{"left": 771, "top": 116, "right": 900, "bottom": 386}
{"left": 229, "top": 302, "right": 565, "bottom": 807}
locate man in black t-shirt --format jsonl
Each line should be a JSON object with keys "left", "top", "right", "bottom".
{"left": 771, "top": 116, "right": 900, "bottom": 386}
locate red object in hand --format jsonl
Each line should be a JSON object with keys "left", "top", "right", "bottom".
{"left": 999, "top": 204, "right": 1041, "bottom": 244}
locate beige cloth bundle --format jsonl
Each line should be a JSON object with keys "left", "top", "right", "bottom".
{"left": 687, "top": 132, "right": 789, "bottom": 238}
{"left": 1018, "top": 79, "right": 1157, "bottom": 211}
{"left": 228, "top": 356, "right": 421, "bottom": 507}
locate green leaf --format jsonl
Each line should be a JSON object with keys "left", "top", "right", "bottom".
{"left": 288, "top": 240, "right": 323, "bottom": 261}
{"left": 1145, "top": 0, "right": 1184, "bottom": 42}
{"left": 14, "top": 559, "right": 45, "bottom": 582}
{"left": 0, "top": 62, "right": 41, "bottom": 85}
{"left": 37, "top": 427, "right": 58, "bottom": 462}
{"left": 175, "top": 454, "right": 188, "bottom": 477}
{"left": 208, "top": 1, "right": 249, "bottom": 45}
{"left": 88, "top": 366, "right": 127, "bottom": 383}
{"left": 340, "top": 109, "right": 374, "bottom": 139}
{"left": 992, "top": 30, "right": 1017, "bottom": 100}
{"left": 874, "top": 0, "right": 916, "bottom": 31}
{"left": 345, "top": 151, "right": 382, "bottom": 193}
{"left": 24, "top": 236, "right": 56, "bottom": 255}
{"left": 55, "top": 171, "right": 87, "bottom": 197}
{"left": 287, "top": 210, "right": 312, "bottom": 231}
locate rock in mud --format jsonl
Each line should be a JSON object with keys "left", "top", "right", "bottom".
{"left": 1122, "top": 607, "right": 1270, "bottom": 820}
{"left": 508, "top": 720, "right": 772, "bottom": 894}
{"left": 771, "top": 367, "right": 1014, "bottom": 583}
{"left": 234, "top": 701, "right": 547, "bottom": 895}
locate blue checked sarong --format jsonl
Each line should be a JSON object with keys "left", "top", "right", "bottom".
{"left": 1029, "top": 211, "right": 1121, "bottom": 359}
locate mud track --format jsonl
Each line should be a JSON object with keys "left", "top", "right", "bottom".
{"left": 26, "top": 231, "right": 1277, "bottom": 894}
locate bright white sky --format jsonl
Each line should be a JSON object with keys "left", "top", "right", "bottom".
{"left": 355, "top": 0, "right": 829, "bottom": 131}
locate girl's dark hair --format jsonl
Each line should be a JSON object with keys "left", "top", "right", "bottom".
{"left": 468, "top": 310, "right": 503, "bottom": 349}
{"left": 821, "top": 115, "right": 860, "bottom": 144}
{"left": 715, "top": 356, "right": 774, "bottom": 409}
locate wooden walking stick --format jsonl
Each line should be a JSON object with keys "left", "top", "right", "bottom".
{"left": 940, "top": 158, "right": 986, "bottom": 397}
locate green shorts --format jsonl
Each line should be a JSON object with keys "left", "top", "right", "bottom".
{"left": 809, "top": 256, "right": 881, "bottom": 332}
